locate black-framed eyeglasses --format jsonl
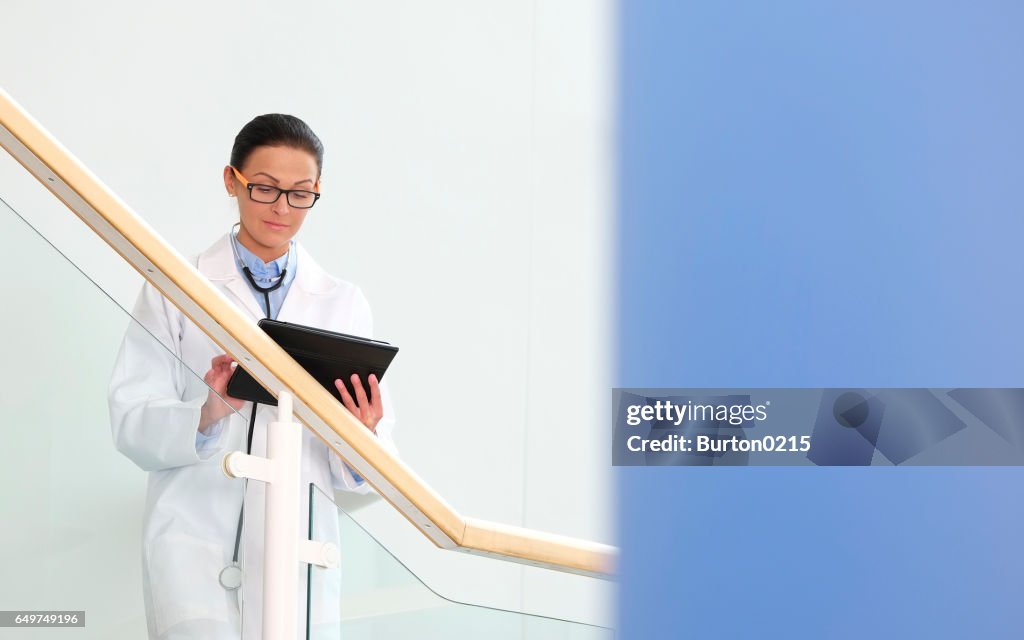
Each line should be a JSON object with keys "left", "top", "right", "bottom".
{"left": 231, "top": 166, "right": 321, "bottom": 209}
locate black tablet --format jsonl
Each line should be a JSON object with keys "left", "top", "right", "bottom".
{"left": 225, "top": 318, "right": 399, "bottom": 407}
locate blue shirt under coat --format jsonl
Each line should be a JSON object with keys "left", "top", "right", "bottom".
{"left": 232, "top": 231, "right": 297, "bottom": 320}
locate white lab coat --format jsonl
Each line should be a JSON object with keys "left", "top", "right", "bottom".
{"left": 108, "top": 232, "right": 398, "bottom": 639}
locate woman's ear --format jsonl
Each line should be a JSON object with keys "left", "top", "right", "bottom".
{"left": 223, "top": 165, "right": 236, "bottom": 197}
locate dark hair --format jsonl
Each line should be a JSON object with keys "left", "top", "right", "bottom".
{"left": 230, "top": 113, "right": 324, "bottom": 177}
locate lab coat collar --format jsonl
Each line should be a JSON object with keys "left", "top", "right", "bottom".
{"left": 197, "top": 232, "right": 338, "bottom": 319}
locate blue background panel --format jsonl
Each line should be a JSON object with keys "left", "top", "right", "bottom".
{"left": 616, "top": 2, "right": 1024, "bottom": 638}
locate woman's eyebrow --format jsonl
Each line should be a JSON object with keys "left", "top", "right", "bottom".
{"left": 251, "top": 171, "right": 279, "bottom": 183}
{"left": 252, "top": 171, "right": 313, "bottom": 186}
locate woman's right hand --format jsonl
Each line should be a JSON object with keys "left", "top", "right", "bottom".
{"left": 199, "top": 354, "right": 246, "bottom": 433}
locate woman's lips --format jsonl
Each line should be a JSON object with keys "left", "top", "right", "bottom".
{"left": 264, "top": 221, "right": 288, "bottom": 231}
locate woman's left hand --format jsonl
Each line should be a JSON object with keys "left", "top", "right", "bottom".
{"left": 334, "top": 373, "right": 383, "bottom": 434}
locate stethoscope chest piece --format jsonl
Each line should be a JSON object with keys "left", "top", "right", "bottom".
{"left": 219, "top": 563, "right": 242, "bottom": 590}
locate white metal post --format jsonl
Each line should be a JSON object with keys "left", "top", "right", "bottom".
{"left": 262, "top": 391, "right": 300, "bottom": 639}
{"left": 222, "top": 389, "right": 339, "bottom": 639}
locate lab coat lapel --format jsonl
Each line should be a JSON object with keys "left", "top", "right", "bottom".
{"left": 198, "top": 232, "right": 266, "bottom": 320}
{"left": 225, "top": 277, "right": 266, "bottom": 320}
{"left": 277, "top": 243, "right": 334, "bottom": 324}
{"left": 277, "top": 286, "right": 313, "bottom": 323}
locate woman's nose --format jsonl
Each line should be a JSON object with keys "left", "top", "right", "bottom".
{"left": 271, "top": 195, "right": 291, "bottom": 215}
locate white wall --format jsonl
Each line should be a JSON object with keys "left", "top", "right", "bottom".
{"left": 0, "top": 0, "right": 614, "bottom": 632}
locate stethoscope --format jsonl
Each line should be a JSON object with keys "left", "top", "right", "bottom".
{"left": 219, "top": 223, "right": 293, "bottom": 591}
{"left": 228, "top": 222, "right": 292, "bottom": 317}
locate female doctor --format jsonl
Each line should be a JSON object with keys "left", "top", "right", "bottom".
{"left": 107, "top": 114, "right": 398, "bottom": 640}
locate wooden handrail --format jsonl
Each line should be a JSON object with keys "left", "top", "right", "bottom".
{"left": 0, "top": 87, "right": 616, "bottom": 578}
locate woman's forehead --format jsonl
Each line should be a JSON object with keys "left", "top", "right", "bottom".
{"left": 243, "top": 145, "right": 318, "bottom": 177}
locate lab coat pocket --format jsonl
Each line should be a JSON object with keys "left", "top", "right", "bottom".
{"left": 148, "top": 532, "right": 232, "bottom": 637}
